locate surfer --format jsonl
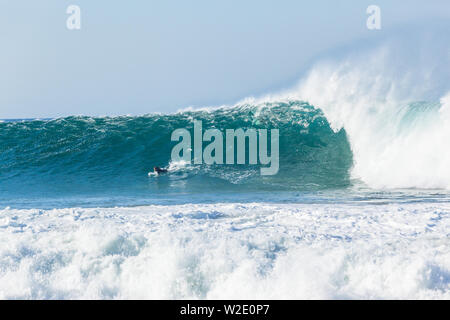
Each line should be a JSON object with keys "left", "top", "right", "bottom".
{"left": 153, "top": 166, "right": 168, "bottom": 175}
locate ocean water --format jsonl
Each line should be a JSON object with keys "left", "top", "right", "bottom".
{"left": 1, "top": 39, "right": 450, "bottom": 299}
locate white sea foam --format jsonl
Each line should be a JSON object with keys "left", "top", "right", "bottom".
{"left": 0, "top": 202, "right": 448, "bottom": 299}
{"left": 289, "top": 35, "right": 450, "bottom": 189}
{"left": 167, "top": 160, "right": 192, "bottom": 172}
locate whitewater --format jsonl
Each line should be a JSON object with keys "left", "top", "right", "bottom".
{"left": 1, "top": 29, "right": 450, "bottom": 299}
{"left": 0, "top": 202, "right": 448, "bottom": 299}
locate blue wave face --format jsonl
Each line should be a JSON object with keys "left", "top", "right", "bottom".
{"left": 0, "top": 100, "right": 353, "bottom": 207}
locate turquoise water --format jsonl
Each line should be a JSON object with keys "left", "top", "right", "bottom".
{"left": 0, "top": 100, "right": 356, "bottom": 208}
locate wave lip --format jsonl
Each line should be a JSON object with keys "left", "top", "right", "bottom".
{"left": 291, "top": 35, "right": 450, "bottom": 190}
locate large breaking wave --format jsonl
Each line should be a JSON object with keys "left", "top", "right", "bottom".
{"left": 1, "top": 26, "right": 450, "bottom": 207}
{"left": 0, "top": 101, "right": 353, "bottom": 205}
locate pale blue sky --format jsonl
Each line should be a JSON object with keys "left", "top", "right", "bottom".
{"left": 0, "top": 0, "right": 449, "bottom": 118}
